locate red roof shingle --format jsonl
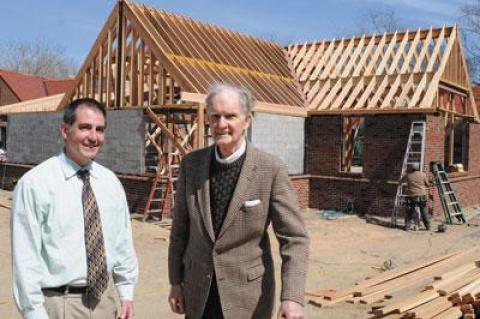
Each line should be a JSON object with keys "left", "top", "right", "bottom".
{"left": 44, "top": 79, "right": 75, "bottom": 95}
{"left": 0, "top": 69, "right": 73, "bottom": 101}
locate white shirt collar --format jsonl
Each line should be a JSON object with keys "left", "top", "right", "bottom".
{"left": 59, "top": 152, "right": 95, "bottom": 180}
{"left": 215, "top": 139, "right": 246, "bottom": 164}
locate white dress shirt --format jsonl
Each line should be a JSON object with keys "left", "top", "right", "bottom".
{"left": 214, "top": 138, "right": 247, "bottom": 164}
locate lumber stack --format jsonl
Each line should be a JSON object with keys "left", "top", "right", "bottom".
{"left": 307, "top": 248, "right": 480, "bottom": 318}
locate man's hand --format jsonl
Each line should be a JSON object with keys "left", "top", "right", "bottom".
{"left": 277, "top": 300, "right": 304, "bottom": 319}
{"left": 119, "top": 300, "right": 134, "bottom": 319}
{"left": 168, "top": 284, "right": 185, "bottom": 314}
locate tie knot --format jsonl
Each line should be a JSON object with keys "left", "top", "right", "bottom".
{"left": 77, "top": 169, "right": 90, "bottom": 181}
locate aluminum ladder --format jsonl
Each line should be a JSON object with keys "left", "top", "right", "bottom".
{"left": 430, "top": 161, "right": 466, "bottom": 224}
{"left": 391, "top": 121, "right": 426, "bottom": 226}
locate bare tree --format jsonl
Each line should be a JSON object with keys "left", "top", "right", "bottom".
{"left": 356, "top": 9, "right": 404, "bottom": 36}
{"left": 460, "top": 1, "right": 480, "bottom": 82}
{"left": 0, "top": 40, "right": 77, "bottom": 79}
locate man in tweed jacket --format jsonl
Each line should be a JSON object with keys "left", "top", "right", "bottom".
{"left": 167, "top": 84, "right": 309, "bottom": 319}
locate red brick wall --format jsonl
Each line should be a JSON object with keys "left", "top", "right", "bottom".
{"left": 304, "top": 114, "right": 480, "bottom": 217}
{"left": 363, "top": 115, "right": 425, "bottom": 180}
{"left": 305, "top": 116, "right": 341, "bottom": 175}
{"left": 444, "top": 120, "right": 480, "bottom": 211}
{"left": 308, "top": 176, "right": 398, "bottom": 215}
{"left": 305, "top": 114, "right": 425, "bottom": 216}
{"left": 424, "top": 114, "right": 445, "bottom": 171}
{"left": 0, "top": 78, "right": 20, "bottom": 106}
{"left": 424, "top": 115, "right": 480, "bottom": 215}
{"left": 467, "top": 121, "right": 480, "bottom": 174}
{"left": 291, "top": 176, "right": 309, "bottom": 209}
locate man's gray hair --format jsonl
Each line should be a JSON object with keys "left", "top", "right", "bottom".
{"left": 205, "top": 83, "right": 254, "bottom": 116}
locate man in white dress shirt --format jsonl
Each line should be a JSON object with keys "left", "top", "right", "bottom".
{"left": 11, "top": 98, "right": 138, "bottom": 319}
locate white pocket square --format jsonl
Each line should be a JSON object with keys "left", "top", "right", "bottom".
{"left": 244, "top": 199, "right": 261, "bottom": 207}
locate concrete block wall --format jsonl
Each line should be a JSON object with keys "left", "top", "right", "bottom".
{"left": 7, "top": 112, "right": 64, "bottom": 164}
{"left": 97, "top": 109, "right": 145, "bottom": 175}
{"left": 7, "top": 109, "right": 145, "bottom": 175}
{"left": 251, "top": 112, "right": 304, "bottom": 174}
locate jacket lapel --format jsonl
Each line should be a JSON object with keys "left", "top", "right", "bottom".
{"left": 195, "top": 146, "right": 215, "bottom": 243}
{"left": 217, "top": 144, "right": 257, "bottom": 240}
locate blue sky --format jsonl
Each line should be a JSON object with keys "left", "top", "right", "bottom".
{"left": 0, "top": 0, "right": 466, "bottom": 69}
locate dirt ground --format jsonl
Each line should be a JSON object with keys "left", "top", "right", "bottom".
{"left": 1, "top": 188, "right": 480, "bottom": 319}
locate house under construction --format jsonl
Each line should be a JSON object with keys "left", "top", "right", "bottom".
{"left": 0, "top": 0, "right": 479, "bottom": 220}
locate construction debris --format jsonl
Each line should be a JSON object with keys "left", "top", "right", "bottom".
{"left": 307, "top": 248, "right": 480, "bottom": 318}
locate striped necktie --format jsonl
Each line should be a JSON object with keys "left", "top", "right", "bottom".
{"left": 77, "top": 169, "right": 109, "bottom": 300}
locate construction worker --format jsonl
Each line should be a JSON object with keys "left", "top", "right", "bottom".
{"left": 401, "top": 163, "right": 431, "bottom": 231}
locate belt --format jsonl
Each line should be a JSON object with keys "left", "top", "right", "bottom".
{"left": 42, "top": 285, "right": 88, "bottom": 294}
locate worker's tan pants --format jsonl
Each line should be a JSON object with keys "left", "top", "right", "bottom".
{"left": 44, "top": 282, "right": 118, "bottom": 319}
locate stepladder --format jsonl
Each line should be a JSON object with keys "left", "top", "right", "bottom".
{"left": 430, "top": 161, "right": 466, "bottom": 224}
{"left": 391, "top": 121, "right": 426, "bottom": 226}
{"left": 143, "top": 152, "right": 181, "bottom": 221}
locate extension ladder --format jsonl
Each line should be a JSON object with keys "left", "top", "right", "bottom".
{"left": 391, "top": 122, "right": 426, "bottom": 226}
{"left": 430, "top": 161, "right": 466, "bottom": 224}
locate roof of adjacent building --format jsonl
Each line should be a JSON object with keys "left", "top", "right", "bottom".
{"left": 0, "top": 69, "right": 73, "bottom": 101}
{"left": 0, "top": 93, "right": 64, "bottom": 115}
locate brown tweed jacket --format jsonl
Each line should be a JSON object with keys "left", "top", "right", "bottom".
{"left": 168, "top": 143, "right": 309, "bottom": 319}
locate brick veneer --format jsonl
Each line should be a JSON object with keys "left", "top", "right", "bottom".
{"left": 304, "top": 114, "right": 480, "bottom": 217}
{"left": 290, "top": 176, "right": 309, "bottom": 209}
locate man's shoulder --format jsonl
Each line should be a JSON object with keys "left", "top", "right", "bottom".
{"left": 181, "top": 145, "right": 213, "bottom": 164}
{"left": 92, "top": 161, "right": 120, "bottom": 181}
{"left": 249, "top": 144, "right": 285, "bottom": 168}
{"left": 19, "top": 156, "right": 60, "bottom": 183}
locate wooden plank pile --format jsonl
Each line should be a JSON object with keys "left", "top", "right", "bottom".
{"left": 307, "top": 248, "right": 480, "bottom": 318}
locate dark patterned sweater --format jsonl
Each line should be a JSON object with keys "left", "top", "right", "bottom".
{"left": 209, "top": 151, "right": 246, "bottom": 238}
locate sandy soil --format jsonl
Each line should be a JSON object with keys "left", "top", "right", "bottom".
{"left": 1, "top": 188, "right": 479, "bottom": 319}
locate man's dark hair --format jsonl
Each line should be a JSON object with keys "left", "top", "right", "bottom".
{"left": 63, "top": 98, "right": 107, "bottom": 125}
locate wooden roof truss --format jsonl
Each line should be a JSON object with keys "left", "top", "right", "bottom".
{"left": 287, "top": 26, "right": 479, "bottom": 121}
{"left": 58, "top": 2, "right": 183, "bottom": 109}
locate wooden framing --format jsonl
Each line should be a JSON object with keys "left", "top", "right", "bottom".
{"left": 57, "top": 2, "right": 478, "bottom": 123}
{"left": 340, "top": 116, "right": 363, "bottom": 172}
{"left": 58, "top": 0, "right": 305, "bottom": 113}
{"left": 287, "top": 25, "right": 479, "bottom": 121}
